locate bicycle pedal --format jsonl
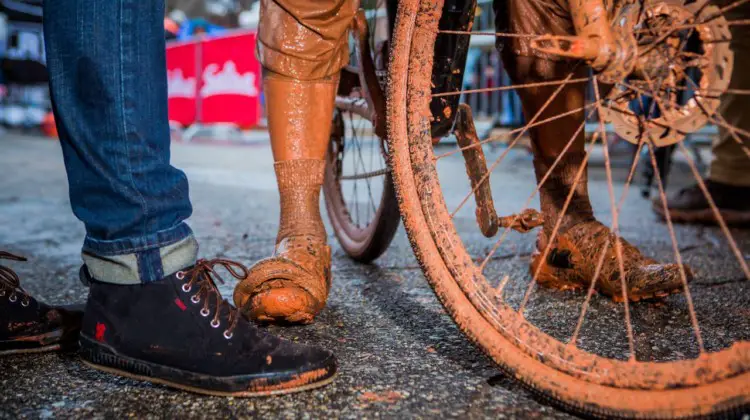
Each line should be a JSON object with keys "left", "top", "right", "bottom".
{"left": 497, "top": 209, "right": 544, "bottom": 234}
{"left": 454, "top": 104, "right": 499, "bottom": 238}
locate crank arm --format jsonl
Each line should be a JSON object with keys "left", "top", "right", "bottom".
{"left": 454, "top": 104, "right": 499, "bottom": 238}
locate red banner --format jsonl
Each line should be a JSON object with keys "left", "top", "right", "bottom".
{"left": 166, "top": 41, "right": 199, "bottom": 127}
{"left": 166, "top": 31, "right": 261, "bottom": 129}
{"left": 198, "top": 32, "right": 261, "bottom": 128}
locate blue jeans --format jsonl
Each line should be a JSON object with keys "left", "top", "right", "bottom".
{"left": 43, "top": 0, "right": 197, "bottom": 284}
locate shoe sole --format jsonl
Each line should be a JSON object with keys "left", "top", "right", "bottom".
{"left": 80, "top": 335, "right": 336, "bottom": 397}
{"left": 0, "top": 343, "right": 61, "bottom": 356}
{"left": 0, "top": 328, "right": 77, "bottom": 356}
{"left": 654, "top": 206, "right": 750, "bottom": 226}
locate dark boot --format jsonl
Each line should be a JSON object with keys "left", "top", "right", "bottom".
{"left": 79, "top": 258, "right": 336, "bottom": 397}
{"left": 653, "top": 180, "right": 750, "bottom": 226}
{"left": 0, "top": 251, "right": 83, "bottom": 356}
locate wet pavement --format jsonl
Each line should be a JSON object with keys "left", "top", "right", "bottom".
{"left": 0, "top": 133, "right": 748, "bottom": 419}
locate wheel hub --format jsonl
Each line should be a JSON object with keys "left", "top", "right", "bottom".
{"left": 601, "top": 0, "right": 734, "bottom": 146}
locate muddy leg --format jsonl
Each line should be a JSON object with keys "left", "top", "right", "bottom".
{"left": 502, "top": 53, "right": 689, "bottom": 301}
{"left": 502, "top": 55, "right": 595, "bottom": 234}
{"left": 233, "top": 0, "right": 356, "bottom": 324}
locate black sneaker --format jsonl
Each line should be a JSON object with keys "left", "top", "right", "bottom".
{"left": 653, "top": 180, "right": 750, "bottom": 226}
{"left": 0, "top": 251, "right": 83, "bottom": 356}
{"left": 79, "top": 258, "right": 337, "bottom": 397}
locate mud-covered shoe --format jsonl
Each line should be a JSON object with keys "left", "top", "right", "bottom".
{"left": 234, "top": 159, "right": 332, "bottom": 325}
{"left": 653, "top": 180, "right": 750, "bottom": 226}
{"left": 234, "top": 235, "right": 331, "bottom": 325}
{"left": 0, "top": 251, "right": 83, "bottom": 356}
{"left": 79, "top": 259, "right": 336, "bottom": 397}
{"left": 529, "top": 222, "right": 692, "bottom": 302}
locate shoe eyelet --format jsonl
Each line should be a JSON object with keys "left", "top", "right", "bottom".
{"left": 176, "top": 271, "right": 185, "bottom": 280}
{"left": 223, "top": 330, "right": 233, "bottom": 339}
{"left": 210, "top": 319, "right": 220, "bottom": 328}
{"left": 190, "top": 294, "right": 200, "bottom": 304}
{"left": 0, "top": 290, "right": 5, "bottom": 297}
{"left": 200, "top": 308, "right": 210, "bottom": 317}
{"left": 8, "top": 294, "right": 17, "bottom": 303}
{"left": 21, "top": 299, "right": 30, "bottom": 307}
{"left": 181, "top": 283, "right": 191, "bottom": 293}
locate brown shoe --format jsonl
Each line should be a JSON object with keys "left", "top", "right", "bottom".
{"left": 653, "top": 180, "right": 750, "bottom": 226}
{"left": 529, "top": 222, "right": 692, "bottom": 302}
{"left": 0, "top": 251, "right": 83, "bottom": 355}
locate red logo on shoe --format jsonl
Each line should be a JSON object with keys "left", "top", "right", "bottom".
{"left": 95, "top": 323, "right": 106, "bottom": 342}
{"left": 174, "top": 297, "right": 187, "bottom": 311}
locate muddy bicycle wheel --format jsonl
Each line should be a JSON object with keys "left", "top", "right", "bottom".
{"left": 323, "top": 4, "right": 401, "bottom": 263}
{"left": 388, "top": 0, "right": 749, "bottom": 418}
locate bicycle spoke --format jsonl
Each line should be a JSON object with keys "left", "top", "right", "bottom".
{"left": 450, "top": 68, "right": 584, "bottom": 218}
{"left": 495, "top": 274, "right": 510, "bottom": 299}
{"left": 518, "top": 129, "right": 595, "bottom": 313}
{"left": 351, "top": 114, "right": 379, "bottom": 217}
{"left": 708, "top": 114, "right": 750, "bottom": 160}
{"left": 436, "top": 103, "right": 591, "bottom": 161}
{"left": 716, "top": 0, "right": 750, "bottom": 17}
{"left": 569, "top": 239, "right": 611, "bottom": 346}
{"left": 437, "top": 30, "right": 539, "bottom": 38}
{"left": 617, "top": 138, "right": 646, "bottom": 211}
{"left": 634, "top": 61, "right": 745, "bottom": 353}
{"left": 646, "top": 140, "right": 705, "bottom": 353}
{"left": 592, "top": 79, "right": 637, "bottom": 361}
{"left": 569, "top": 135, "right": 646, "bottom": 348}
{"left": 677, "top": 141, "right": 750, "bottom": 281}
{"left": 479, "top": 107, "right": 599, "bottom": 272}
{"left": 432, "top": 77, "right": 589, "bottom": 98}
{"left": 436, "top": 89, "right": 632, "bottom": 162}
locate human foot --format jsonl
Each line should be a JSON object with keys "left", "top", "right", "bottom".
{"left": 0, "top": 251, "right": 82, "bottom": 356}
{"left": 79, "top": 259, "right": 336, "bottom": 396}
{"left": 529, "top": 221, "right": 692, "bottom": 302}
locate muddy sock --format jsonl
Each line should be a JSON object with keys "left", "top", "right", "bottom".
{"left": 534, "top": 152, "right": 595, "bottom": 239}
{"left": 275, "top": 159, "right": 327, "bottom": 243}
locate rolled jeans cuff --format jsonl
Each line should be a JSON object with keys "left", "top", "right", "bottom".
{"left": 82, "top": 223, "right": 198, "bottom": 284}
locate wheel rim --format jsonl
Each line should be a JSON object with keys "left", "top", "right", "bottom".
{"left": 324, "top": 108, "right": 391, "bottom": 246}
{"left": 323, "top": 0, "right": 397, "bottom": 259}
{"left": 388, "top": 0, "right": 750, "bottom": 415}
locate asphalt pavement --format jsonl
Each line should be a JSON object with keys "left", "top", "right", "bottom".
{"left": 0, "top": 133, "right": 747, "bottom": 419}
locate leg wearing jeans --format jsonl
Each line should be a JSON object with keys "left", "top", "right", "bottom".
{"left": 35, "top": 0, "right": 338, "bottom": 396}
{"left": 43, "top": 0, "right": 197, "bottom": 284}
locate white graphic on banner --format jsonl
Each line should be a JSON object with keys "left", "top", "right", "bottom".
{"left": 200, "top": 61, "right": 258, "bottom": 98}
{"left": 167, "top": 69, "right": 197, "bottom": 99}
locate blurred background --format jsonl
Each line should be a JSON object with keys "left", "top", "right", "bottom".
{"left": 0, "top": 0, "right": 720, "bottom": 195}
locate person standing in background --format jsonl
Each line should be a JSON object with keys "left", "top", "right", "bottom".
{"left": 654, "top": 2, "right": 750, "bottom": 225}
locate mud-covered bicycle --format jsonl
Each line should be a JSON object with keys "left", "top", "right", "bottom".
{"left": 324, "top": 0, "right": 750, "bottom": 417}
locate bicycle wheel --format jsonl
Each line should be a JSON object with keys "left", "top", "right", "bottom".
{"left": 388, "top": 0, "right": 749, "bottom": 418}
{"left": 323, "top": 4, "right": 401, "bottom": 263}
